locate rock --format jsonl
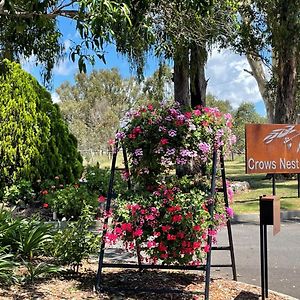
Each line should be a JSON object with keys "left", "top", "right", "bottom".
{"left": 230, "top": 181, "right": 250, "bottom": 193}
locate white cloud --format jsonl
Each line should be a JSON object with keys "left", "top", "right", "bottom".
{"left": 51, "top": 92, "right": 60, "bottom": 103}
{"left": 206, "top": 48, "right": 262, "bottom": 108}
{"left": 53, "top": 58, "right": 76, "bottom": 76}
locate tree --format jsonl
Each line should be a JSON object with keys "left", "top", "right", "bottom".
{"left": 233, "top": 0, "right": 300, "bottom": 124}
{"left": 111, "top": 0, "right": 238, "bottom": 108}
{"left": 142, "top": 64, "right": 173, "bottom": 103}
{"left": 0, "top": 59, "right": 83, "bottom": 187}
{"left": 56, "top": 68, "right": 145, "bottom": 152}
{"left": 206, "top": 94, "right": 233, "bottom": 113}
{"left": 233, "top": 102, "right": 266, "bottom": 153}
{"left": 0, "top": 0, "right": 132, "bottom": 84}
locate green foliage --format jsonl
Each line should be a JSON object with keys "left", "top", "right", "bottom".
{"left": 44, "top": 184, "right": 98, "bottom": 220}
{"left": 0, "top": 59, "right": 83, "bottom": 189}
{"left": 15, "top": 218, "right": 53, "bottom": 261}
{"left": 233, "top": 102, "right": 266, "bottom": 153}
{"left": 84, "top": 165, "right": 127, "bottom": 196}
{"left": 22, "top": 261, "right": 60, "bottom": 282}
{"left": 0, "top": 0, "right": 63, "bottom": 85}
{"left": 57, "top": 68, "right": 145, "bottom": 153}
{"left": 49, "top": 206, "right": 100, "bottom": 272}
{"left": 2, "top": 180, "right": 35, "bottom": 206}
{"left": 0, "top": 249, "right": 15, "bottom": 284}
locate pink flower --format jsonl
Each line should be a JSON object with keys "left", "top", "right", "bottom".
{"left": 133, "top": 228, "right": 143, "bottom": 237}
{"left": 193, "top": 109, "right": 201, "bottom": 116}
{"left": 43, "top": 203, "right": 49, "bottom": 208}
{"left": 204, "top": 244, "right": 210, "bottom": 253}
{"left": 226, "top": 207, "right": 234, "bottom": 218}
{"left": 145, "top": 214, "right": 155, "bottom": 221}
{"left": 147, "top": 241, "right": 157, "bottom": 248}
{"left": 114, "top": 227, "right": 123, "bottom": 235}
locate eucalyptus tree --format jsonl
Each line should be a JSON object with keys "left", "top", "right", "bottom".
{"left": 0, "top": 0, "right": 132, "bottom": 85}
{"left": 111, "top": 0, "right": 238, "bottom": 107}
{"left": 56, "top": 68, "right": 145, "bottom": 152}
{"left": 233, "top": 0, "right": 300, "bottom": 124}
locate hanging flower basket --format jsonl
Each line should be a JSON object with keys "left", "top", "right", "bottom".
{"left": 105, "top": 102, "right": 236, "bottom": 265}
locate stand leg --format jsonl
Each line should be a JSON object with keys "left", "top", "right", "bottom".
{"left": 260, "top": 224, "right": 265, "bottom": 300}
{"left": 264, "top": 225, "right": 268, "bottom": 298}
{"left": 204, "top": 235, "right": 213, "bottom": 300}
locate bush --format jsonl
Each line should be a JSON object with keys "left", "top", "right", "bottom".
{"left": 2, "top": 180, "right": 35, "bottom": 206}
{"left": 48, "top": 206, "right": 100, "bottom": 272}
{"left": 0, "top": 59, "right": 83, "bottom": 190}
{"left": 44, "top": 184, "right": 98, "bottom": 220}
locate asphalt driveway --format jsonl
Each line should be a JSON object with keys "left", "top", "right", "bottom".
{"left": 211, "top": 219, "right": 300, "bottom": 299}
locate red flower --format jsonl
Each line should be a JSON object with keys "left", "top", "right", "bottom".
{"left": 193, "top": 241, "right": 201, "bottom": 249}
{"left": 204, "top": 244, "right": 210, "bottom": 253}
{"left": 161, "top": 225, "right": 171, "bottom": 232}
{"left": 158, "top": 242, "right": 167, "bottom": 252}
{"left": 128, "top": 133, "right": 136, "bottom": 139}
{"left": 184, "top": 111, "right": 192, "bottom": 119}
{"left": 43, "top": 203, "right": 49, "bottom": 208}
{"left": 167, "top": 234, "right": 176, "bottom": 241}
{"left": 147, "top": 104, "right": 154, "bottom": 111}
{"left": 160, "top": 138, "right": 169, "bottom": 145}
{"left": 193, "top": 225, "right": 201, "bottom": 231}
{"left": 171, "top": 214, "right": 182, "bottom": 223}
{"left": 108, "top": 139, "right": 115, "bottom": 145}
{"left": 98, "top": 195, "right": 106, "bottom": 203}
{"left": 41, "top": 190, "right": 48, "bottom": 195}
{"left": 121, "top": 222, "right": 132, "bottom": 232}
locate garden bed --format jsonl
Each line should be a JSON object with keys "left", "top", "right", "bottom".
{"left": 0, "top": 261, "right": 290, "bottom": 300}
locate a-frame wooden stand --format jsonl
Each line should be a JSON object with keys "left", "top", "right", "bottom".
{"left": 95, "top": 142, "right": 237, "bottom": 299}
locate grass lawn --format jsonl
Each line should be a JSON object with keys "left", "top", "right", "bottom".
{"left": 226, "top": 155, "right": 300, "bottom": 214}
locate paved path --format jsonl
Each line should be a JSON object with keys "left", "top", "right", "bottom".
{"left": 211, "top": 219, "right": 300, "bottom": 299}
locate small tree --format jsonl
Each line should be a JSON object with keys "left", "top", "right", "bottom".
{"left": 0, "top": 59, "right": 83, "bottom": 188}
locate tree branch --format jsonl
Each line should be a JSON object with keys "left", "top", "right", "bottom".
{"left": 0, "top": 9, "right": 80, "bottom": 20}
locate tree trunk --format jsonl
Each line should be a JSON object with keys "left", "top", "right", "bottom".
{"left": 190, "top": 43, "right": 207, "bottom": 108}
{"left": 275, "top": 50, "right": 298, "bottom": 124}
{"left": 246, "top": 53, "right": 275, "bottom": 123}
{"left": 174, "top": 47, "right": 190, "bottom": 106}
{"left": 274, "top": 0, "right": 298, "bottom": 124}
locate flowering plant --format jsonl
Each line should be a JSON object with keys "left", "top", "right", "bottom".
{"left": 105, "top": 102, "right": 235, "bottom": 265}
{"left": 116, "top": 102, "right": 235, "bottom": 187}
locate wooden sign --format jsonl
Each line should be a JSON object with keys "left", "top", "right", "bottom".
{"left": 245, "top": 124, "right": 300, "bottom": 174}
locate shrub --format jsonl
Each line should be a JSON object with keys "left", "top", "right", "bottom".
{"left": 49, "top": 206, "right": 100, "bottom": 272}
{"left": 0, "top": 59, "right": 83, "bottom": 190}
{"left": 2, "top": 180, "right": 35, "bottom": 206}
{"left": 44, "top": 184, "right": 98, "bottom": 220}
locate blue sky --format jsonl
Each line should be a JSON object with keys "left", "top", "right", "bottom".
{"left": 22, "top": 17, "right": 266, "bottom": 116}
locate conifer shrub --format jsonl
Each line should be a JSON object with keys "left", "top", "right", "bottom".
{"left": 0, "top": 59, "right": 83, "bottom": 191}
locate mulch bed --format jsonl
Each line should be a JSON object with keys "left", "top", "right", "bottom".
{"left": 0, "top": 261, "right": 290, "bottom": 300}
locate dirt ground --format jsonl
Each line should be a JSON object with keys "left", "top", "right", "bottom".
{"left": 0, "top": 260, "right": 291, "bottom": 300}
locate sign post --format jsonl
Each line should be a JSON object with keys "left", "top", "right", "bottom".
{"left": 245, "top": 124, "right": 299, "bottom": 299}
{"left": 259, "top": 195, "right": 280, "bottom": 300}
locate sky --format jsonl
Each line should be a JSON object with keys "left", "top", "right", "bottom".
{"left": 22, "top": 17, "right": 267, "bottom": 116}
